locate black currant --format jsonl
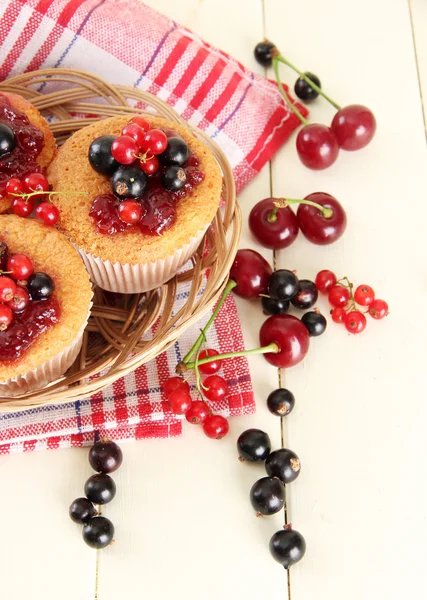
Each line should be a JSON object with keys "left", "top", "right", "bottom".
{"left": 249, "top": 477, "right": 284, "bottom": 516}
{"left": 27, "top": 272, "right": 54, "bottom": 301}
{"left": 261, "top": 296, "right": 289, "bottom": 316}
{"left": 84, "top": 473, "right": 116, "bottom": 505}
{"left": 301, "top": 311, "right": 327, "bottom": 337}
{"left": 69, "top": 497, "right": 97, "bottom": 524}
{"left": 268, "top": 270, "right": 299, "bottom": 301}
{"left": 82, "top": 516, "right": 115, "bottom": 549}
{"left": 161, "top": 165, "right": 187, "bottom": 191}
{"left": 0, "top": 241, "right": 9, "bottom": 272}
{"left": 254, "top": 41, "right": 275, "bottom": 67}
{"left": 266, "top": 388, "right": 295, "bottom": 417}
{"left": 159, "top": 137, "right": 190, "bottom": 166}
{"left": 291, "top": 279, "right": 318, "bottom": 309}
{"left": 237, "top": 429, "right": 271, "bottom": 462}
{"left": 269, "top": 527, "right": 306, "bottom": 568}
{"left": 294, "top": 72, "right": 321, "bottom": 102}
{"left": 89, "top": 440, "right": 123, "bottom": 473}
{"left": 112, "top": 165, "right": 147, "bottom": 200}
{"left": 88, "top": 135, "right": 120, "bottom": 176}
{"left": 0, "top": 123, "right": 16, "bottom": 157}
{"left": 265, "top": 448, "right": 301, "bottom": 484}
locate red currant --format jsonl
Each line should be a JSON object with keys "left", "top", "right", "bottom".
{"left": 23, "top": 172, "right": 49, "bottom": 198}
{"left": 344, "top": 311, "right": 367, "bottom": 334}
{"left": 117, "top": 200, "right": 143, "bottom": 225}
{"left": 203, "top": 375, "right": 229, "bottom": 401}
{"left": 7, "top": 254, "right": 34, "bottom": 280}
{"left": 315, "top": 269, "right": 337, "bottom": 293}
{"left": 35, "top": 202, "right": 59, "bottom": 226}
{"left": 368, "top": 299, "right": 388, "bottom": 320}
{"left": 296, "top": 124, "right": 339, "bottom": 170}
{"left": 0, "top": 304, "right": 13, "bottom": 331}
{"left": 12, "top": 197, "right": 34, "bottom": 217}
{"left": 331, "top": 307, "right": 346, "bottom": 323}
{"left": 141, "top": 129, "right": 168, "bottom": 155}
{"left": 111, "top": 136, "right": 138, "bottom": 165}
{"left": 168, "top": 390, "right": 193, "bottom": 415}
{"left": 5, "top": 177, "right": 24, "bottom": 196}
{"left": 139, "top": 155, "right": 159, "bottom": 176}
{"left": 354, "top": 285, "right": 375, "bottom": 306}
{"left": 185, "top": 401, "right": 210, "bottom": 424}
{"left": 202, "top": 414, "right": 229, "bottom": 439}
{"left": 129, "top": 116, "right": 151, "bottom": 132}
{"left": 198, "top": 349, "right": 222, "bottom": 375}
{"left": 0, "top": 276, "right": 16, "bottom": 302}
{"left": 328, "top": 285, "right": 350, "bottom": 308}
{"left": 121, "top": 124, "right": 146, "bottom": 148}
{"left": 163, "top": 376, "right": 190, "bottom": 397}
{"left": 331, "top": 105, "right": 376, "bottom": 151}
{"left": 7, "top": 286, "right": 30, "bottom": 312}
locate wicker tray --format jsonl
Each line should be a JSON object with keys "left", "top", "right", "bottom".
{"left": 0, "top": 69, "right": 240, "bottom": 411}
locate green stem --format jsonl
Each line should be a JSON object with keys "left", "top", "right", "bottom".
{"left": 272, "top": 58, "right": 308, "bottom": 126}
{"left": 11, "top": 190, "right": 87, "bottom": 202}
{"left": 182, "top": 279, "right": 237, "bottom": 364}
{"left": 338, "top": 276, "right": 357, "bottom": 311}
{"left": 276, "top": 54, "right": 341, "bottom": 111}
{"left": 274, "top": 197, "right": 333, "bottom": 219}
{"left": 185, "top": 343, "right": 279, "bottom": 371}
{"left": 267, "top": 206, "right": 279, "bottom": 223}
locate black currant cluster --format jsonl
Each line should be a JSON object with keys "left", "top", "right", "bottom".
{"left": 262, "top": 269, "right": 327, "bottom": 337}
{"left": 69, "top": 439, "right": 123, "bottom": 549}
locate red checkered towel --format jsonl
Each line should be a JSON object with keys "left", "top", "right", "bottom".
{"left": 0, "top": 0, "right": 307, "bottom": 453}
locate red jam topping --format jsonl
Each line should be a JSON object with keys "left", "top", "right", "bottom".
{"left": 0, "top": 296, "right": 60, "bottom": 363}
{"left": 0, "top": 94, "right": 45, "bottom": 196}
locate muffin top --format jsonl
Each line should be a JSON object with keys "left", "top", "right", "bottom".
{"left": 0, "top": 215, "right": 92, "bottom": 382}
{"left": 48, "top": 115, "right": 223, "bottom": 265}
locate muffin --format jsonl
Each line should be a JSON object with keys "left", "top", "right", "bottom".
{"left": 48, "top": 115, "right": 222, "bottom": 293}
{"left": 0, "top": 215, "right": 92, "bottom": 396}
{"left": 0, "top": 92, "right": 56, "bottom": 213}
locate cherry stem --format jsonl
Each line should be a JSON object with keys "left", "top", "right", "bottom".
{"left": 183, "top": 343, "right": 279, "bottom": 371}
{"left": 267, "top": 206, "right": 279, "bottom": 223}
{"left": 276, "top": 54, "right": 341, "bottom": 111}
{"left": 182, "top": 279, "right": 237, "bottom": 364}
{"left": 273, "top": 197, "right": 333, "bottom": 219}
{"left": 272, "top": 58, "right": 308, "bottom": 126}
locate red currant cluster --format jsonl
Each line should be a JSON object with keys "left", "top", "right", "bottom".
{"left": 5, "top": 172, "right": 59, "bottom": 226}
{"left": 254, "top": 41, "right": 376, "bottom": 170}
{"left": 315, "top": 269, "right": 389, "bottom": 334}
{"left": 0, "top": 248, "right": 33, "bottom": 330}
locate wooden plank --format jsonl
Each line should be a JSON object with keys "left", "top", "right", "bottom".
{"left": 410, "top": 0, "right": 427, "bottom": 129}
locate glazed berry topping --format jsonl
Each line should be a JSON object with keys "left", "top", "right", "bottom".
{"left": 138, "top": 188, "right": 177, "bottom": 236}
{"left": 89, "top": 194, "right": 132, "bottom": 235}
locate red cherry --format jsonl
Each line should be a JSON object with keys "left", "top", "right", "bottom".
{"left": 344, "top": 311, "right": 367, "bottom": 334}
{"left": 354, "top": 285, "right": 375, "bottom": 306}
{"left": 185, "top": 401, "right": 210, "bottom": 425}
{"left": 5, "top": 177, "right": 24, "bottom": 196}
{"left": 141, "top": 129, "right": 168, "bottom": 155}
{"left": 111, "top": 136, "right": 138, "bottom": 165}
{"left": 368, "top": 299, "right": 388, "bottom": 320}
{"left": 0, "top": 276, "right": 16, "bottom": 302}
{"left": 117, "top": 200, "right": 143, "bottom": 225}
{"left": 328, "top": 285, "right": 350, "bottom": 308}
{"left": 12, "top": 197, "right": 34, "bottom": 217}
{"left": 0, "top": 304, "right": 13, "bottom": 331}
{"left": 168, "top": 390, "right": 193, "bottom": 415}
{"left": 297, "top": 193, "right": 347, "bottom": 245}
{"left": 296, "top": 124, "right": 339, "bottom": 170}
{"left": 198, "top": 349, "right": 222, "bottom": 375}
{"left": 331, "top": 307, "right": 346, "bottom": 323}
{"left": 121, "top": 123, "right": 146, "bottom": 148}
{"left": 129, "top": 115, "right": 151, "bottom": 133}
{"left": 23, "top": 172, "right": 49, "bottom": 198}
{"left": 259, "top": 314, "right": 310, "bottom": 368}
{"left": 248, "top": 198, "right": 299, "bottom": 250}
{"left": 163, "top": 377, "right": 190, "bottom": 397}
{"left": 331, "top": 105, "right": 376, "bottom": 151}
{"left": 139, "top": 155, "right": 159, "bottom": 176}
{"left": 35, "top": 202, "right": 59, "bottom": 226}
{"left": 203, "top": 375, "right": 229, "bottom": 401}
{"left": 7, "top": 254, "right": 34, "bottom": 280}
{"left": 7, "top": 286, "right": 30, "bottom": 313}
{"left": 203, "top": 414, "right": 229, "bottom": 439}
{"left": 230, "top": 249, "right": 273, "bottom": 298}
{"left": 315, "top": 269, "right": 337, "bottom": 293}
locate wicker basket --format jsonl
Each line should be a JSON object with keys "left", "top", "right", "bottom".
{"left": 0, "top": 69, "right": 240, "bottom": 411}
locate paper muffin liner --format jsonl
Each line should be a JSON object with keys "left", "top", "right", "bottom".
{"left": 0, "top": 301, "right": 92, "bottom": 398}
{"left": 76, "top": 226, "right": 208, "bottom": 294}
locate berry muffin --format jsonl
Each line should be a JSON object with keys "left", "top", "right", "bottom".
{"left": 48, "top": 115, "right": 222, "bottom": 293}
{"left": 0, "top": 215, "right": 92, "bottom": 397}
{"left": 0, "top": 92, "right": 56, "bottom": 213}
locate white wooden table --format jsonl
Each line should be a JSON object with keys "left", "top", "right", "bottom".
{"left": 1, "top": 1, "right": 426, "bottom": 598}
